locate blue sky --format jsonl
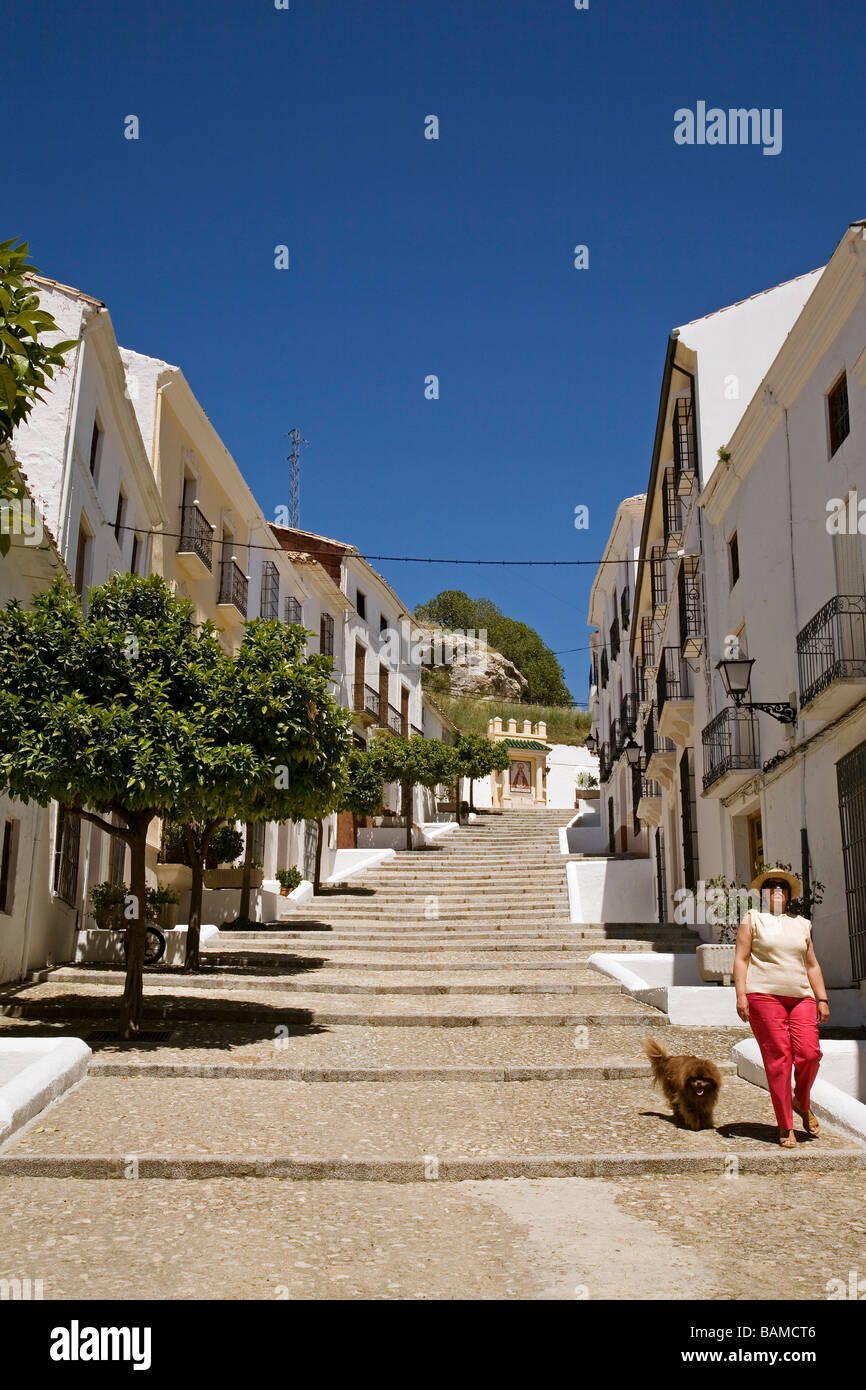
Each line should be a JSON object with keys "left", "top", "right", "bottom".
{"left": 7, "top": 0, "right": 864, "bottom": 702}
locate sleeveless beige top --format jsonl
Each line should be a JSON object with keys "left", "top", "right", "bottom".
{"left": 745, "top": 911, "right": 813, "bottom": 999}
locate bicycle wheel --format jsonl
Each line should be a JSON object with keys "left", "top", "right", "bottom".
{"left": 144, "top": 926, "right": 167, "bottom": 965}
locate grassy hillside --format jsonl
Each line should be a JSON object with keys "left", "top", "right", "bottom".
{"left": 433, "top": 693, "right": 591, "bottom": 746}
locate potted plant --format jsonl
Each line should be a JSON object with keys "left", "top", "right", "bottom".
{"left": 275, "top": 867, "right": 303, "bottom": 897}
{"left": 89, "top": 881, "right": 127, "bottom": 930}
{"left": 147, "top": 885, "right": 181, "bottom": 932}
{"left": 696, "top": 867, "right": 825, "bottom": 983}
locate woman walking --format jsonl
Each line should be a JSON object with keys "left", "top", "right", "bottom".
{"left": 733, "top": 867, "right": 829, "bottom": 1148}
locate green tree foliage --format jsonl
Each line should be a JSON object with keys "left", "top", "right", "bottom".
{"left": 0, "top": 240, "right": 78, "bottom": 447}
{"left": 0, "top": 575, "right": 352, "bottom": 1025}
{"left": 368, "top": 734, "right": 459, "bottom": 850}
{"left": 415, "top": 590, "right": 572, "bottom": 706}
{"left": 454, "top": 732, "right": 511, "bottom": 810}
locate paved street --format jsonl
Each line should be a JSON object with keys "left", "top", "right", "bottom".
{"left": 1, "top": 810, "right": 864, "bottom": 1299}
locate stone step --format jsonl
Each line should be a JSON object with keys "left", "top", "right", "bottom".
{"left": 4, "top": 1074, "right": 861, "bottom": 1179}
{"left": 51, "top": 967, "right": 621, "bottom": 997}
{"left": 206, "top": 940, "right": 691, "bottom": 956}
{"left": 87, "top": 1059, "right": 739, "bottom": 1081}
{"left": 204, "top": 951, "right": 618, "bottom": 970}
{"left": 1, "top": 982, "right": 662, "bottom": 1026}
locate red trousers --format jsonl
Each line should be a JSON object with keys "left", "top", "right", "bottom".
{"left": 747, "top": 993, "right": 822, "bottom": 1131}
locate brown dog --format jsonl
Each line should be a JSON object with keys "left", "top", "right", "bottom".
{"left": 642, "top": 1038, "right": 721, "bottom": 1131}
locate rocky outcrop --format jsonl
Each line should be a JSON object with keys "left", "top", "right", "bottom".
{"left": 447, "top": 644, "right": 529, "bottom": 702}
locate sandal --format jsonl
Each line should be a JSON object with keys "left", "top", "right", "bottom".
{"left": 793, "top": 1102, "right": 820, "bottom": 1136}
{"left": 779, "top": 1129, "right": 797, "bottom": 1148}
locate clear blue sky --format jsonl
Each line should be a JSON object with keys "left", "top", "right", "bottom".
{"left": 7, "top": 0, "right": 864, "bottom": 703}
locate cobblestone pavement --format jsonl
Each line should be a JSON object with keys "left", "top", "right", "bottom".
{"left": 1, "top": 811, "right": 863, "bottom": 1300}
{"left": 0, "top": 1173, "right": 863, "bottom": 1300}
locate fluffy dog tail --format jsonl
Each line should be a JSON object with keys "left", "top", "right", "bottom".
{"left": 642, "top": 1037, "right": 668, "bottom": 1084}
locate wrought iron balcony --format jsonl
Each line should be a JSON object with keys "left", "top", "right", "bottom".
{"left": 797, "top": 594, "right": 866, "bottom": 716}
{"left": 677, "top": 555, "right": 703, "bottom": 657}
{"left": 598, "top": 741, "right": 611, "bottom": 783}
{"left": 609, "top": 615, "right": 620, "bottom": 663}
{"left": 218, "top": 558, "right": 249, "bottom": 617}
{"left": 177, "top": 503, "right": 214, "bottom": 572}
{"left": 386, "top": 702, "right": 406, "bottom": 737}
{"left": 657, "top": 646, "right": 691, "bottom": 716}
{"left": 643, "top": 705, "right": 675, "bottom": 762}
{"left": 650, "top": 546, "right": 668, "bottom": 612}
{"left": 641, "top": 615, "right": 656, "bottom": 669}
{"left": 702, "top": 706, "right": 760, "bottom": 794}
{"left": 354, "top": 682, "right": 380, "bottom": 721}
{"left": 662, "top": 468, "right": 683, "bottom": 552}
{"left": 620, "top": 587, "right": 630, "bottom": 631}
{"left": 610, "top": 717, "right": 622, "bottom": 756}
{"left": 620, "top": 692, "right": 638, "bottom": 737}
{"left": 672, "top": 395, "right": 697, "bottom": 494}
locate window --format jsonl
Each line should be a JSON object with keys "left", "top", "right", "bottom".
{"left": 130, "top": 533, "right": 140, "bottom": 575}
{"left": 88, "top": 418, "right": 102, "bottom": 477}
{"left": 284, "top": 596, "right": 302, "bottom": 625}
{"left": 728, "top": 531, "right": 739, "bottom": 589}
{"left": 74, "top": 518, "right": 92, "bottom": 597}
{"left": 828, "top": 373, "right": 850, "bottom": 457}
{"left": 0, "top": 819, "right": 17, "bottom": 914}
{"left": 379, "top": 613, "right": 388, "bottom": 635}
{"left": 320, "top": 612, "right": 335, "bottom": 657}
{"left": 248, "top": 822, "right": 266, "bottom": 865}
{"left": 260, "top": 560, "right": 279, "bottom": 621}
{"left": 113, "top": 490, "right": 127, "bottom": 544}
{"left": 356, "top": 590, "right": 366, "bottom": 620}
{"left": 54, "top": 809, "right": 81, "bottom": 906}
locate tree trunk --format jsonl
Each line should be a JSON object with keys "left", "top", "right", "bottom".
{"left": 313, "top": 818, "right": 324, "bottom": 893}
{"left": 403, "top": 781, "right": 413, "bottom": 851}
{"left": 239, "top": 822, "right": 254, "bottom": 924}
{"left": 184, "top": 821, "right": 219, "bottom": 973}
{"left": 119, "top": 822, "right": 151, "bottom": 1039}
{"left": 469, "top": 778, "right": 475, "bottom": 811}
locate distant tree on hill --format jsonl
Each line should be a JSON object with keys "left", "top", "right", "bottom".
{"left": 415, "top": 590, "right": 572, "bottom": 706}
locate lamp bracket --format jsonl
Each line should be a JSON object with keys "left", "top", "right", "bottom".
{"left": 744, "top": 701, "right": 798, "bottom": 725}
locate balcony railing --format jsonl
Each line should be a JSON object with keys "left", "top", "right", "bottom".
{"left": 609, "top": 614, "right": 620, "bottom": 662}
{"left": 662, "top": 469, "right": 683, "bottom": 549}
{"left": 657, "top": 646, "right": 691, "bottom": 717}
{"left": 610, "top": 717, "right": 622, "bottom": 756}
{"left": 797, "top": 594, "right": 866, "bottom": 709}
{"left": 641, "top": 615, "right": 655, "bottom": 668}
{"left": 641, "top": 775, "right": 662, "bottom": 800}
{"left": 386, "top": 702, "right": 406, "bottom": 736}
{"left": 672, "top": 395, "right": 697, "bottom": 491}
{"left": 620, "top": 692, "right": 638, "bottom": 737}
{"left": 677, "top": 555, "right": 702, "bottom": 656}
{"left": 599, "top": 741, "right": 611, "bottom": 783}
{"left": 651, "top": 546, "right": 668, "bottom": 610}
{"left": 354, "top": 682, "right": 380, "bottom": 720}
{"left": 177, "top": 503, "right": 214, "bottom": 571}
{"left": 218, "top": 558, "right": 249, "bottom": 616}
{"left": 643, "top": 705, "right": 675, "bottom": 762}
{"left": 702, "top": 707, "right": 760, "bottom": 792}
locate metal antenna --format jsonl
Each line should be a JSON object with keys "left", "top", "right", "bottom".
{"left": 287, "top": 428, "right": 308, "bottom": 529}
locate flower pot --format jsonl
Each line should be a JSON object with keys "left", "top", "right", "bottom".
{"left": 203, "top": 868, "right": 264, "bottom": 890}
{"left": 152, "top": 902, "right": 179, "bottom": 931}
{"left": 279, "top": 886, "right": 290, "bottom": 897}
{"left": 696, "top": 943, "right": 736, "bottom": 984}
{"left": 155, "top": 863, "right": 193, "bottom": 894}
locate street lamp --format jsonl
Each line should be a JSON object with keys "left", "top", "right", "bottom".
{"left": 584, "top": 732, "right": 598, "bottom": 754}
{"left": 715, "top": 657, "right": 797, "bottom": 725}
{"left": 623, "top": 737, "right": 642, "bottom": 768}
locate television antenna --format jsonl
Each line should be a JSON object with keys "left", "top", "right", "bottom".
{"left": 287, "top": 428, "right": 308, "bottom": 529}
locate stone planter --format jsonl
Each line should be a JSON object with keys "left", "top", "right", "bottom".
{"left": 155, "top": 863, "right": 193, "bottom": 894}
{"left": 153, "top": 902, "right": 180, "bottom": 931}
{"left": 203, "top": 868, "right": 264, "bottom": 891}
{"left": 696, "top": 943, "right": 736, "bottom": 984}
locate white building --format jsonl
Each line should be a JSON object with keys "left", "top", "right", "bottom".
{"left": 697, "top": 219, "right": 866, "bottom": 990}
{"left": 588, "top": 495, "right": 646, "bottom": 854}
{"left": 627, "top": 263, "right": 823, "bottom": 923}
{"left": 3, "top": 280, "right": 167, "bottom": 972}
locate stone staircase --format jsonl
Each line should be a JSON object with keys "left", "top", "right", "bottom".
{"left": 1, "top": 809, "right": 863, "bottom": 1186}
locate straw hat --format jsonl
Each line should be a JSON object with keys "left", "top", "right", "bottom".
{"left": 750, "top": 866, "right": 802, "bottom": 897}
